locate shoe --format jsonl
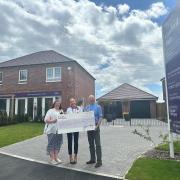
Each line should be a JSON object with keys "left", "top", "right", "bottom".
{"left": 70, "top": 161, "right": 75, "bottom": 164}
{"left": 95, "top": 162, "right": 102, "bottom": 168}
{"left": 49, "top": 160, "right": 58, "bottom": 165}
{"left": 55, "top": 158, "right": 62, "bottom": 164}
{"left": 70, "top": 161, "right": 76, "bottom": 164}
{"left": 69, "top": 155, "right": 74, "bottom": 164}
{"left": 74, "top": 155, "right": 77, "bottom": 164}
{"left": 86, "top": 160, "right": 96, "bottom": 164}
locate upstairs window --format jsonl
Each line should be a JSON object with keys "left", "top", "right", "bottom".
{"left": 46, "top": 67, "right": 61, "bottom": 82}
{"left": 19, "top": 70, "right": 28, "bottom": 82}
{"left": 0, "top": 72, "right": 3, "bottom": 84}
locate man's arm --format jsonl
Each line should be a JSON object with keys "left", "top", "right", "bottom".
{"left": 96, "top": 105, "right": 103, "bottom": 129}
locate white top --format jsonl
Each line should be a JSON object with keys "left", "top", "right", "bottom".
{"left": 66, "top": 106, "right": 82, "bottom": 114}
{"left": 44, "top": 108, "right": 63, "bottom": 134}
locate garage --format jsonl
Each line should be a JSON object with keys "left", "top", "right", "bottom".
{"left": 98, "top": 83, "right": 158, "bottom": 119}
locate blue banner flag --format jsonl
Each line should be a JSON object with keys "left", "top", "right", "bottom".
{"left": 162, "top": 3, "right": 180, "bottom": 134}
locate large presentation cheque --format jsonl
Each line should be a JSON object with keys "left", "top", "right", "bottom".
{"left": 57, "top": 111, "right": 95, "bottom": 134}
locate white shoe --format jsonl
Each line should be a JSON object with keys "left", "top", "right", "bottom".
{"left": 55, "top": 158, "right": 62, "bottom": 164}
{"left": 49, "top": 160, "right": 58, "bottom": 165}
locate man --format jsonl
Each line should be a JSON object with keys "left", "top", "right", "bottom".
{"left": 85, "top": 95, "right": 103, "bottom": 168}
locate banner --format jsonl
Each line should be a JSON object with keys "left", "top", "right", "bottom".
{"left": 162, "top": 3, "right": 180, "bottom": 134}
{"left": 57, "top": 111, "right": 95, "bottom": 134}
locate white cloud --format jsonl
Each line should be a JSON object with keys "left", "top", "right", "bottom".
{"left": 117, "top": 4, "right": 130, "bottom": 14}
{"left": 130, "top": 2, "right": 168, "bottom": 19}
{"left": 147, "top": 2, "right": 168, "bottom": 18}
{"left": 0, "top": 0, "right": 168, "bottom": 101}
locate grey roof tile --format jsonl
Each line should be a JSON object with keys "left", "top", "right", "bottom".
{"left": 0, "top": 50, "right": 74, "bottom": 67}
{"left": 98, "top": 83, "right": 158, "bottom": 101}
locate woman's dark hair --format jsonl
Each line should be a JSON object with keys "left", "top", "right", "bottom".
{"left": 51, "top": 100, "right": 62, "bottom": 110}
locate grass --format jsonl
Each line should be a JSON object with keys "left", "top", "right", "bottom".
{"left": 126, "top": 157, "right": 180, "bottom": 180}
{"left": 0, "top": 122, "right": 44, "bottom": 148}
{"left": 156, "top": 141, "right": 180, "bottom": 153}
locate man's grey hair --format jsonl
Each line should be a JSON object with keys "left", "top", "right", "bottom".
{"left": 88, "top": 95, "right": 95, "bottom": 99}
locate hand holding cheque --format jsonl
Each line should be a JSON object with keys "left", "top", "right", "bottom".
{"left": 57, "top": 111, "right": 95, "bottom": 134}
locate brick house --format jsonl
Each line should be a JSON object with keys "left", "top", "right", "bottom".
{"left": 0, "top": 50, "right": 95, "bottom": 119}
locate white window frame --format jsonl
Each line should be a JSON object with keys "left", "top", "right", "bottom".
{"left": 19, "top": 69, "right": 28, "bottom": 83}
{"left": 15, "top": 98, "right": 28, "bottom": 115}
{"left": 46, "top": 67, "right": 61, "bottom": 82}
{"left": 0, "top": 71, "right": 3, "bottom": 84}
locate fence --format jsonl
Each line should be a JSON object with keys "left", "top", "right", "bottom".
{"left": 101, "top": 118, "right": 167, "bottom": 127}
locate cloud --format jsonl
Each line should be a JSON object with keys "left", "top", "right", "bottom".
{"left": 147, "top": 2, "right": 168, "bottom": 18}
{"left": 0, "top": 0, "right": 168, "bottom": 101}
{"left": 117, "top": 4, "right": 130, "bottom": 14}
{"left": 130, "top": 2, "right": 168, "bottom": 19}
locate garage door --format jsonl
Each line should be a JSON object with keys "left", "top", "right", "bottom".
{"left": 130, "top": 101, "right": 150, "bottom": 118}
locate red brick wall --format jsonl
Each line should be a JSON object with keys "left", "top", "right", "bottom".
{"left": 74, "top": 63, "right": 95, "bottom": 106}
{"left": 0, "top": 61, "right": 95, "bottom": 109}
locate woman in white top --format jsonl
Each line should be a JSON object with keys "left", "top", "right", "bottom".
{"left": 44, "top": 100, "right": 63, "bottom": 165}
{"left": 66, "top": 98, "right": 82, "bottom": 164}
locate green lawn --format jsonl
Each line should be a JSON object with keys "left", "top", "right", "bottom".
{"left": 156, "top": 141, "right": 180, "bottom": 153}
{"left": 0, "top": 122, "right": 44, "bottom": 148}
{"left": 126, "top": 157, "right": 180, "bottom": 180}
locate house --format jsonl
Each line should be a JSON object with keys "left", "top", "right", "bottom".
{"left": 0, "top": 50, "right": 95, "bottom": 119}
{"left": 97, "top": 83, "right": 158, "bottom": 119}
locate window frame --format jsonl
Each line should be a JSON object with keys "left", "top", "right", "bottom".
{"left": 19, "top": 69, "right": 28, "bottom": 83}
{"left": 0, "top": 71, "right": 3, "bottom": 84}
{"left": 46, "top": 67, "right": 61, "bottom": 82}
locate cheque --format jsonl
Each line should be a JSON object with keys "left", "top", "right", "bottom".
{"left": 57, "top": 111, "right": 95, "bottom": 134}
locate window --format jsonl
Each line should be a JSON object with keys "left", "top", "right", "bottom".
{"left": 46, "top": 67, "right": 61, "bottom": 82}
{"left": 0, "top": 72, "right": 3, "bottom": 84}
{"left": 19, "top": 70, "right": 28, "bottom": 82}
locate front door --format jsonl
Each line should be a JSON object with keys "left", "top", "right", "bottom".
{"left": 18, "top": 99, "right": 25, "bottom": 115}
{"left": 27, "top": 98, "right": 34, "bottom": 119}
{"left": 37, "top": 98, "right": 42, "bottom": 119}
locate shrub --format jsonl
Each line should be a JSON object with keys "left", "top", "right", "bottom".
{"left": 34, "top": 115, "right": 44, "bottom": 123}
{"left": 0, "top": 111, "right": 8, "bottom": 126}
{"left": 0, "top": 112, "right": 31, "bottom": 126}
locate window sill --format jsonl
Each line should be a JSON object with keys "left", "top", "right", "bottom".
{"left": 18, "top": 81, "right": 27, "bottom": 84}
{"left": 46, "top": 80, "right": 61, "bottom": 83}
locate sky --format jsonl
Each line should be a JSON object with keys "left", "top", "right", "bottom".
{"left": 0, "top": 0, "right": 177, "bottom": 101}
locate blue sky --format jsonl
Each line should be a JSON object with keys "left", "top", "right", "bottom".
{"left": 91, "top": 0, "right": 176, "bottom": 24}
{"left": 91, "top": 0, "right": 176, "bottom": 10}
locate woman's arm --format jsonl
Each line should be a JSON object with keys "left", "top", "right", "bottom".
{"left": 45, "top": 116, "right": 57, "bottom": 124}
{"left": 44, "top": 110, "right": 57, "bottom": 124}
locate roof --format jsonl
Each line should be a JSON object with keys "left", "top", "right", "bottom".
{"left": 0, "top": 50, "right": 74, "bottom": 67}
{"left": 97, "top": 83, "right": 158, "bottom": 101}
{"left": 0, "top": 50, "right": 95, "bottom": 79}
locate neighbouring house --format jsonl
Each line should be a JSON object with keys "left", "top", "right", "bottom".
{"left": 97, "top": 83, "right": 158, "bottom": 119}
{"left": 0, "top": 50, "right": 95, "bottom": 119}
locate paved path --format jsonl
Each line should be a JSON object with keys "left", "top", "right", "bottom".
{"left": 0, "top": 125, "right": 167, "bottom": 179}
{"left": 0, "top": 154, "right": 116, "bottom": 180}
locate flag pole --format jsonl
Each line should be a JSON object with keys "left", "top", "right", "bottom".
{"left": 164, "top": 76, "right": 174, "bottom": 158}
